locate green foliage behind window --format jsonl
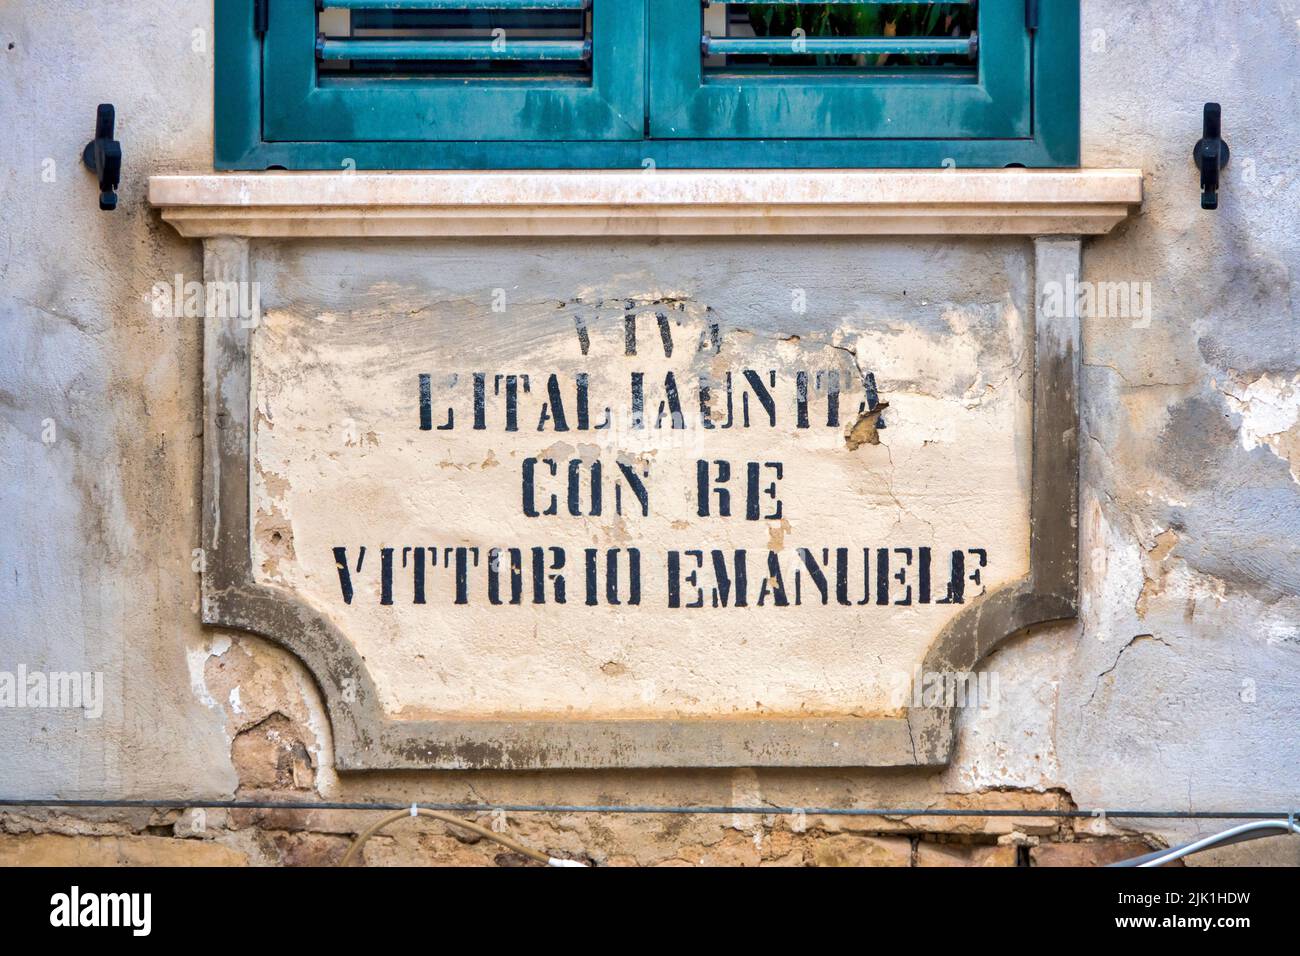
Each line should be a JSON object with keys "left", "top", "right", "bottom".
{"left": 744, "top": 2, "right": 977, "bottom": 67}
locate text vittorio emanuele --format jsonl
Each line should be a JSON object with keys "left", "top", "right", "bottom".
{"left": 331, "top": 318, "right": 988, "bottom": 611}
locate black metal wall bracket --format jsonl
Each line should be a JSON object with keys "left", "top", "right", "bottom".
{"left": 1193, "top": 102, "right": 1230, "bottom": 210}
{"left": 82, "top": 104, "right": 121, "bottom": 212}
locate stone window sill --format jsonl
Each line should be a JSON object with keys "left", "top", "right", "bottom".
{"left": 149, "top": 169, "right": 1142, "bottom": 239}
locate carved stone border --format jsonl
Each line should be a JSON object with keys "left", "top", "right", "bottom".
{"left": 175, "top": 168, "right": 1120, "bottom": 768}
{"left": 195, "top": 234, "right": 1083, "bottom": 771}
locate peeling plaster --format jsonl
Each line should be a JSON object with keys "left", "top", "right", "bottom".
{"left": 1217, "top": 372, "right": 1300, "bottom": 481}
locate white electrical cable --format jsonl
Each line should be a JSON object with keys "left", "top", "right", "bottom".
{"left": 1137, "top": 820, "right": 1300, "bottom": 867}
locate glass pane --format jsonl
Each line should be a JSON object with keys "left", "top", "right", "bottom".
{"left": 703, "top": 1, "right": 978, "bottom": 74}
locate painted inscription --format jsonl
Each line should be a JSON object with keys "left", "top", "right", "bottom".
{"left": 330, "top": 312, "right": 988, "bottom": 613}
{"left": 252, "top": 293, "right": 1030, "bottom": 717}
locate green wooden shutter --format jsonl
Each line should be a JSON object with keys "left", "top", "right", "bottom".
{"left": 649, "top": 0, "right": 1031, "bottom": 141}
{"left": 217, "top": 0, "right": 1077, "bottom": 168}
{"left": 262, "top": 0, "right": 644, "bottom": 142}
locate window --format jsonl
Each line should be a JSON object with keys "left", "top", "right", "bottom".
{"left": 265, "top": 0, "right": 641, "bottom": 142}
{"left": 217, "top": 0, "right": 1078, "bottom": 168}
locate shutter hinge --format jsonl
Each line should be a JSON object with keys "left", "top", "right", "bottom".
{"left": 1026, "top": 0, "right": 1039, "bottom": 32}
{"left": 254, "top": 0, "right": 269, "bottom": 37}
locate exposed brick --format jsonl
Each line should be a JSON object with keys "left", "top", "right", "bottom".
{"left": 813, "top": 834, "right": 912, "bottom": 867}
{"left": 809, "top": 790, "right": 1068, "bottom": 837}
{"left": 761, "top": 828, "right": 808, "bottom": 866}
{"left": 0, "top": 833, "right": 247, "bottom": 867}
{"left": 916, "top": 842, "right": 1017, "bottom": 867}
{"left": 268, "top": 831, "right": 352, "bottom": 867}
{"left": 351, "top": 829, "right": 505, "bottom": 867}
{"left": 230, "top": 712, "right": 316, "bottom": 791}
{"left": 1030, "top": 841, "right": 1156, "bottom": 867}
{"left": 698, "top": 832, "right": 764, "bottom": 867}
{"left": 660, "top": 831, "right": 764, "bottom": 867}
{"left": 226, "top": 803, "right": 357, "bottom": 835}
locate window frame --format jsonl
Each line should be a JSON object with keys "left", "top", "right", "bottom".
{"left": 650, "top": 0, "right": 1030, "bottom": 141}
{"left": 263, "top": 0, "right": 643, "bottom": 142}
{"left": 216, "top": 0, "right": 1080, "bottom": 169}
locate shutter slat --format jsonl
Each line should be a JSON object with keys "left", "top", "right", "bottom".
{"left": 703, "top": 1, "right": 972, "bottom": 5}
{"left": 318, "top": 37, "right": 591, "bottom": 61}
{"left": 703, "top": 35, "right": 976, "bottom": 58}
{"left": 324, "top": 0, "right": 589, "bottom": 9}
{"left": 317, "top": 0, "right": 592, "bottom": 71}
{"left": 700, "top": 1, "right": 978, "bottom": 73}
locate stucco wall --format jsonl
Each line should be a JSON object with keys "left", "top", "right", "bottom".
{"left": 1, "top": 1, "right": 1296, "bottom": 866}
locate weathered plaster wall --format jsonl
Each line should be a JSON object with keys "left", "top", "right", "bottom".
{"left": 1063, "top": 0, "right": 1299, "bottom": 824}
{"left": 0, "top": 0, "right": 233, "bottom": 800}
{"left": 1, "top": 1, "right": 1296, "bottom": 865}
